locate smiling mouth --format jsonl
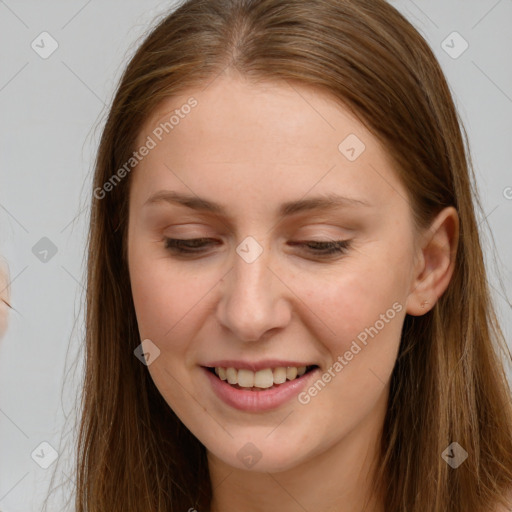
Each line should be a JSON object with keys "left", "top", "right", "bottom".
{"left": 205, "top": 365, "right": 319, "bottom": 391}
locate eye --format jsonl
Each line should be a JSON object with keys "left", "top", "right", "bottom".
{"left": 287, "top": 240, "right": 351, "bottom": 256}
{"left": 164, "top": 238, "right": 351, "bottom": 257}
{"left": 164, "top": 237, "right": 216, "bottom": 254}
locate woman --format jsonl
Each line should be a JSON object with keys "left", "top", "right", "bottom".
{"left": 75, "top": 0, "right": 512, "bottom": 510}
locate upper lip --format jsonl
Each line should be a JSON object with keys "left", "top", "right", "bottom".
{"left": 202, "top": 360, "right": 318, "bottom": 372}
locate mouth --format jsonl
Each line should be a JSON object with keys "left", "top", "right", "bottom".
{"left": 203, "top": 364, "right": 319, "bottom": 391}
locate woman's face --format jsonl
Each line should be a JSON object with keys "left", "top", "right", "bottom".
{"left": 127, "top": 74, "right": 423, "bottom": 472}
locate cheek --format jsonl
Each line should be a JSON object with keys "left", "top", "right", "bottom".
{"left": 128, "top": 243, "right": 224, "bottom": 357}
{"left": 128, "top": 250, "right": 208, "bottom": 413}
{"left": 295, "top": 270, "right": 404, "bottom": 425}
{"left": 130, "top": 260, "right": 192, "bottom": 341}
{"left": 294, "top": 249, "right": 407, "bottom": 394}
{"left": 299, "top": 261, "right": 406, "bottom": 343}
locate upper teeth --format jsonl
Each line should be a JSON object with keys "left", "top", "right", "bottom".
{"left": 214, "top": 366, "right": 308, "bottom": 388}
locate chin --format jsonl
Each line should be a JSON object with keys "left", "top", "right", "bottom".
{"left": 206, "top": 435, "right": 313, "bottom": 474}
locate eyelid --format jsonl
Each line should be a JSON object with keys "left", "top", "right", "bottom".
{"left": 163, "top": 237, "right": 351, "bottom": 257}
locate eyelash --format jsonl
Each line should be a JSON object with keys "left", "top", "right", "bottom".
{"left": 163, "top": 237, "right": 351, "bottom": 257}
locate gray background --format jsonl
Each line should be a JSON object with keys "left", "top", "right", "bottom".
{"left": 0, "top": 1, "right": 511, "bottom": 510}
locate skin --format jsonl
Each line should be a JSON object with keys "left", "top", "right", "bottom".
{"left": 127, "top": 71, "right": 459, "bottom": 512}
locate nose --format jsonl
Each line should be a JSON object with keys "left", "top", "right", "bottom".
{"left": 216, "top": 242, "right": 292, "bottom": 342}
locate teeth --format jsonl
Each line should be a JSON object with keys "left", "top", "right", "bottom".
{"left": 237, "top": 369, "right": 254, "bottom": 387}
{"left": 273, "top": 367, "right": 287, "bottom": 384}
{"left": 213, "top": 365, "right": 310, "bottom": 388}
{"left": 254, "top": 368, "right": 273, "bottom": 388}
{"left": 286, "top": 367, "right": 298, "bottom": 380}
{"left": 226, "top": 367, "right": 237, "bottom": 384}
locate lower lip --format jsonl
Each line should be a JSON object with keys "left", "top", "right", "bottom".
{"left": 202, "top": 366, "right": 320, "bottom": 412}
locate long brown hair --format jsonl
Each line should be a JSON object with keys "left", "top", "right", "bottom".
{"left": 73, "top": 0, "right": 512, "bottom": 510}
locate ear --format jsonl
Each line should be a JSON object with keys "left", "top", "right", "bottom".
{"left": 405, "top": 206, "right": 459, "bottom": 316}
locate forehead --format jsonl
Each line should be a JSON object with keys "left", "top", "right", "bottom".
{"left": 133, "top": 75, "right": 407, "bottom": 212}
{"left": 141, "top": 76, "right": 365, "bottom": 154}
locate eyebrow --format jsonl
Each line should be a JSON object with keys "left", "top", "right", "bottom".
{"left": 144, "top": 190, "right": 372, "bottom": 217}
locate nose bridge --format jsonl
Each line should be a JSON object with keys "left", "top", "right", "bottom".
{"left": 217, "top": 236, "right": 290, "bottom": 341}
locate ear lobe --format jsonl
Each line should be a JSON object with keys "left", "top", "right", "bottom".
{"left": 405, "top": 206, "right": 459, "bottom": 316}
